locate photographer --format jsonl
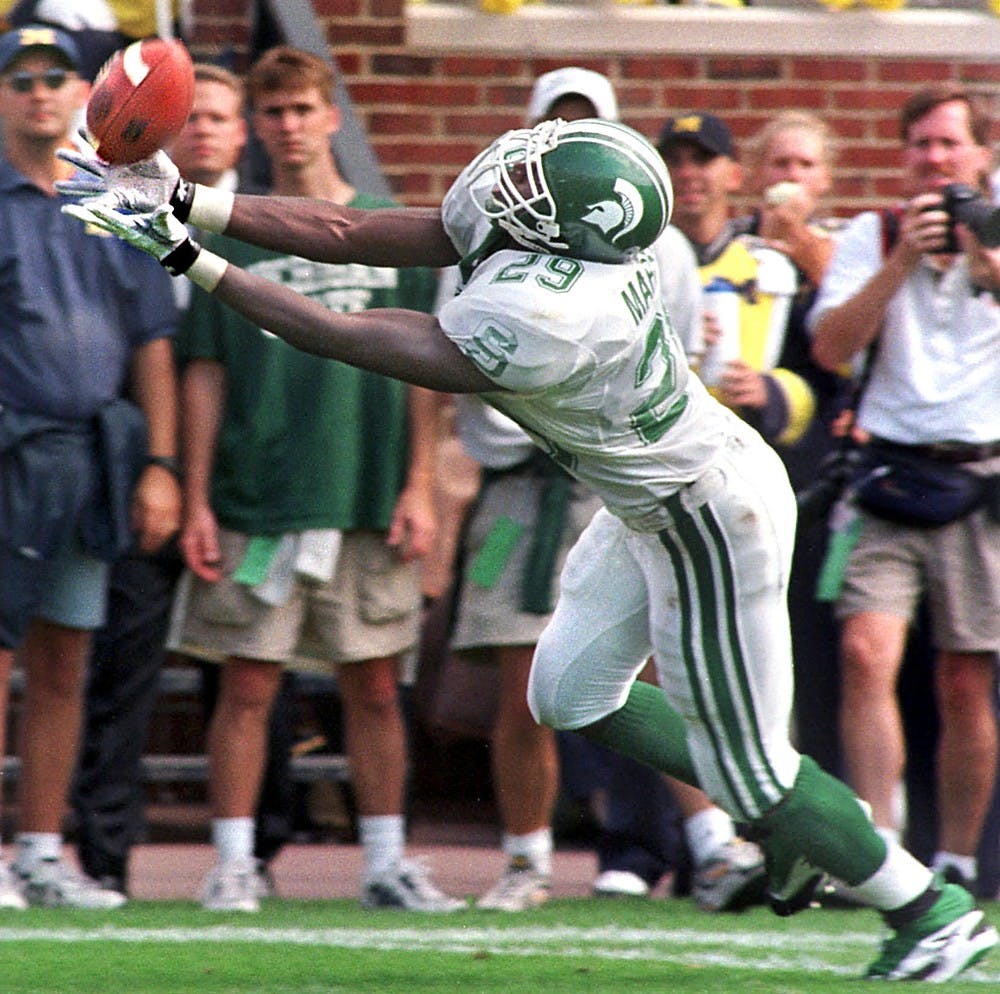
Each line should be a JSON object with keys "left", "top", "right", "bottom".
{"left": 810, "top": 84, "right": 1000, "bottom": 896}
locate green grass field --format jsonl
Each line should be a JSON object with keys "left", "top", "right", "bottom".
{"left": 2, "top": 897, "right": 998, "bottom": 993}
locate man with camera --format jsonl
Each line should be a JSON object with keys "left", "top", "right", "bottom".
{"left": 810, "top": 84, "right": 1000, "bottom": 896}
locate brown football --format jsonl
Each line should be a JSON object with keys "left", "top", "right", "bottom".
{"left": 86, "top": 38, "right": 195, "bottom": 165}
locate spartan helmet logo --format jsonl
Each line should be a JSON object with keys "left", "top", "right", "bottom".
{"left": 581, "top": 178, "right": 644, "bottom": 247}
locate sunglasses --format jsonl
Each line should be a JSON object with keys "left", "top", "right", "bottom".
{"left": 5, "top": 68, "right": 71, "bottom": 94}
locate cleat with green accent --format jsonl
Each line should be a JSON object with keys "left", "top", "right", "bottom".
{"left": 865, "top": 883, "right": 998, "bottom": 982}
{"left": 766, "top": 852, "right": 828, "bottom": 918}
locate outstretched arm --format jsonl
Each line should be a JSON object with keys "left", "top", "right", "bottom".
{"left": 225, "top": 196, "right": 460, "bottom": 269}
{"left": 62, "top": 200, "right": 493, "bottom": 393}
{"left": 56, "top": 145, "right": 462, "bottom": 269}
{"left": 213, "top": 261, "right": 493, "bottom": 393}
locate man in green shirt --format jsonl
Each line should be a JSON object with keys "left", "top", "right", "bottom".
{"left": 171, "top": 46, "right": 457, "bottom": 913}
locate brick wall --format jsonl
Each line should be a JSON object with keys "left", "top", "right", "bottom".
{"left": 186, "top": 0, "right": 1000, "bottom": 216}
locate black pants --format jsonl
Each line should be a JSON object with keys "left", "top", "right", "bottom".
{"left": 72, "top": 546, "right": 183, "bottom": 888}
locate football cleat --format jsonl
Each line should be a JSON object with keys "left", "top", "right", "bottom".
{"left": 865, "top": 883, "right": 997, "bottom": 981}
{"left": 765, "top": 851, "right": 828, "bottom": 918}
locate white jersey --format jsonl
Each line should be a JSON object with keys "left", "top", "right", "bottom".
{"left": 439, "top": 166, "right": 733, "bottom": 532}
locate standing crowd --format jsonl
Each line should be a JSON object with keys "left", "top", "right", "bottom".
{"left": 0, "top": 14, "right": 997, "bottom": 983}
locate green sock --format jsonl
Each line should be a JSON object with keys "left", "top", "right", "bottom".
{"left": 578, "top": 680, "right": 699, "bottom": 785}
{"left": 756, "top": 755, "right": 886, "bottom": 886}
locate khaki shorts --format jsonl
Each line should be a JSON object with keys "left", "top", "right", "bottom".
{"left": 450, "top": 469, "right": 601, "bottom": 651}
{"left": 169, "top": 528, "right": 421, "bottom": 670}
{"left": 836, "top": 473, "right": 1000, "bottom": 653}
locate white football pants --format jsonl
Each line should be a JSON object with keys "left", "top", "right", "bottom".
{"left": 528, "top": 427, "right": 803, "bottom": 822}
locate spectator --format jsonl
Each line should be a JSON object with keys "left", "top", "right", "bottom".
{"left": 70, "top": 108, "right": 999, "bottom": 983}
{"left": 443, "top": 67, "right": 765, "bottom": 912}
{"left": 166, "top": 45, "right": 458, "bottom": 913}
{"left": 810, "top": 84, "right": 1000, "bottom": 893}
{"left": 0, "top": 0, "right": 187, "bottom": 81}
{"left": 70, "top": 61, "right": 250, "bottom": 901}
{"left": 0, "top": 23, "right": 180, "bottom": 908}
{"left": 736, "top": 111, "right": 851, "bottom": 776}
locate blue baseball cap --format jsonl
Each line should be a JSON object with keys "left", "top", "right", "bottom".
{"left": 657, "top": 112, "right": 735, "bottom": 159}
{"left": 0, "top": 24, "right": 81, "bottom": 74}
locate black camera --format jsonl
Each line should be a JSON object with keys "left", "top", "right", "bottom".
{"left": 796, "top": 446, "right": 864, "bottom": 526}
{"left": 937, "top": 183, "right": 1000, "bottom": 253}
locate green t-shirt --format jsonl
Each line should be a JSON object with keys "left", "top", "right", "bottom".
{"left": 176, "top": 194, "right": 437, "bottom": 535}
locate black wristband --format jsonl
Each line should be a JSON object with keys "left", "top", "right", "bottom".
{"left": 171, "top": 178, "right": 196, "bottom": 224}
{"left": 145, "top": 455, "right": 183, "bottom": 481}
{"left": 161, "top": 237, "right": 202, "bottom": 277}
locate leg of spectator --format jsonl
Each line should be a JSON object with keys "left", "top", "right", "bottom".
{"left": 933, "top": 651, "right": 998, "bottom": 874}
{"left": 838, "top": 611, "right": 909, "bottom": 837}
{"left": 335, "top": 656, "right": 406, "bottom": 819}
{"left": 491, "top": 644, "right": 558, "bottom": 838}
{"left": 253, "top": 671, "right": 297, "bottom": 867}
{"left": 73, "top": 550, "right": 182, "bottom": 891}
{"left": 17, "top": 619, "right": 90, "bottom": 834}
{"left": 208, "top": 658, "right": 283, "bottom": 819}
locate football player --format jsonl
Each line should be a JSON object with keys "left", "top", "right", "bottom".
{"left": 59, "top": 118, "right": 997, "bottom": 981}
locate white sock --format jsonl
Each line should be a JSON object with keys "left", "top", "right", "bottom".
{"left": 684, "top": 808, "right": 735, "bottom": 867}
{"left": 851, "top": 841, "right": 934, "bottom": 911}
{"left": 503, "top": 827, "right": 553, "bottom": 876}
{"left": 932, "top": 851, "right": 977, "bottom": 883}
{"left": 359, "top": 814, "right": 405, "bottom": 879}
{"left": 14, "top": 832, "right": 61, "bottom": 872}
{"left": 210, "top": 817, "right": 254, "bottom": 863}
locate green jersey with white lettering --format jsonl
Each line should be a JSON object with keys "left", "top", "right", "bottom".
{"left": 177, "top": 194, "right": 437, "bottom": 535}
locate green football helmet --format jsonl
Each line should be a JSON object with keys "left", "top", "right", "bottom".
{"left": 473, "top": 118, "right": 673, "bottom": 263}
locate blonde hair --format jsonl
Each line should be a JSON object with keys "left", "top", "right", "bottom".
{"left": 747, "top": 111, "right": 835, "bottom": 174}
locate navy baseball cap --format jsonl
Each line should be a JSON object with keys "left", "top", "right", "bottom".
{"left": 0, "top": 24, "right": 81, "bottom": 74}
{"left": 657, "top": 112, "right": 735, "bottom": 159}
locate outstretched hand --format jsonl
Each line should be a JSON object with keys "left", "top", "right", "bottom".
{"left": 62, "top": 200, "right": 195, "bottom": 272}
{"left": 56, "top": 132, "right": 182, "bottom": 213}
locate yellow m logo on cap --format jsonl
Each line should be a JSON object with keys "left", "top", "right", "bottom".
{"left": 18, "top": 27, "right": 60, "bottom": 47}
{"left": 673, "top": 115, "right": 704, "bottom": 134}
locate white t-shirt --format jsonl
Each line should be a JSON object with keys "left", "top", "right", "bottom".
{"left": 809, "top": 210, "right": 1000, "bottom": 445}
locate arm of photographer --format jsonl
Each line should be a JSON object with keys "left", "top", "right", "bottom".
{"left": 811, "top": 193, "right": 949, "bottom": 371}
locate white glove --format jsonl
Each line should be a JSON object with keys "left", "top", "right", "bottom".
{"left": 56, "top": 134, "right": 191, "bottom": 217}
{"left": 62, "top": 201, "right": 199, "bottom": 274}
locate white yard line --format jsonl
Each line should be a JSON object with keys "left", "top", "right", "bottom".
{"left": 0, "top": 924, "right": 997, "bottom": 982}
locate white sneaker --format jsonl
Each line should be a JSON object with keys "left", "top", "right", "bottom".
{"left": 0, "top": 862, "right": 27, "bottom": 910}
{"left": 477, "top": 856, "right": 550, "bottom": 911}
{"left": 592, "top": 869, "right": 650, "bottom": 898}
{"left": 362, "top": 858, "right": 466, "bottom": 912}
{"left": 17, "top": 858, "right": 126, "bottom": 909}
{"left": 693, "top": 837, "right": 767, "bottom": 912}
{"left": 200, "top": 858, "right": 260, "bottom": 912}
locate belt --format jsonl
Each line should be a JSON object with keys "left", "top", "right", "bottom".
{"left": 871, "top": 437, "right": 1000, "bottom": 465}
